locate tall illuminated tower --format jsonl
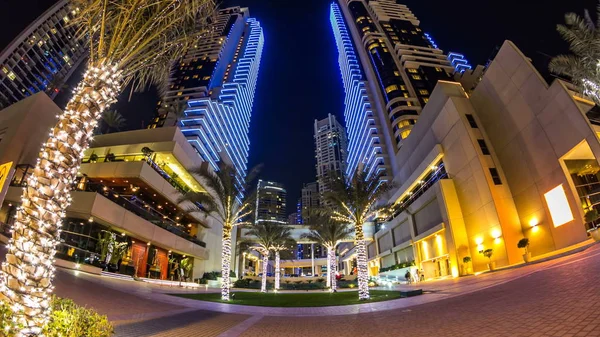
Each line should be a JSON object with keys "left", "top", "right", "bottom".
{"left": 150, "top": 6, "right": 264, "bottom": 181}
{"left": 0, "top": 0, "right": 87, "bottom": 109}
{"left": 330, "top": 1, "right": 459, "bottom": 177}
{"left": 314, "top": 114, "right": 348, "bottom": 196}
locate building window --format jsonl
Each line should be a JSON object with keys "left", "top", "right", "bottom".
{"left": 423, "top": 98, "right": 429, "bottom": 103}
{"left": 202, "top": 76, "right": 210, "bottom": 80}
{"left": 489, "top": 168, "right": 502, "bottom": 185}
{"left": 412, "top": 75, "right": 422, "bottom": 80}
{"left": 435, "top": 67, "right": 442, "bottom": 72}
{"left": 478, "top": 139, "right": 490, "bottom": 155}
{"left": 394, "top": 71, "right": 400, "bottom": 76}
{"left": 176, "top": 92, "right": 182, "bottom": 96}
{"left": 400, "top": 85, "right": 406, "bottom": 90}
{"left": 401, "top": 29, "right": 407, "bottom": 33}
{"left": 385, "top": 85, "right": 399, "bottom": 93}
{"left": 408, "top": 69, "right": 418, "bottom": 73}
{"left": 419, "top": 89, "right": 429, "bottom": 95}
{"left": 368, "top": 43, "right": 379, "bottom": 51}
{"left": 400, "top": 129, "right": 411, "bottom": 139}
{"left": 465, "top": 114, "right": 478, "bottom": 128}
{"left": 7, "top": 72, "right": 16, "bottom": 81}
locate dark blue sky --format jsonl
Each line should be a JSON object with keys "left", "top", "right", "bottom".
{"left": 2, "top": 0, "right": 597, "bottom": 214}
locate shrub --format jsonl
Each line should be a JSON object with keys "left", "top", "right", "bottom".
{"left": 234, "top": 278, "right": 251, "bottom": 288}
{"left": 379, "top": 261, "right": 416, "bottom": 273}
{"left": 1, "top": 296, "right": 113, "bottom": 337}
{"left": 463, "top": 256, "right": 471, "bottom": 263}
{"left": 517, "top": 238, "right": 530, "bottom": 251}
{"left": 316, "top": 278, "right": 325, "bottom": 283}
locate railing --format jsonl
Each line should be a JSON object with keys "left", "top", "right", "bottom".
{"left": 386, "top": 162, "right": 448, "bottom": 223}
{"left": 76, "top": 181, "right": 205, "bottom": 247}
{"left": 82, "top": 155, "right": 191, "bottom": 194}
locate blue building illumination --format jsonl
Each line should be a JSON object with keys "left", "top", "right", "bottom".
{"left": 330, "top": 3, "right": 386, "bottom": 180}
{"left": 180, "top": 18, "right": 264, "bottom": 182}
{"left": 448, "top": 52, "right": 472, "bottom": 73}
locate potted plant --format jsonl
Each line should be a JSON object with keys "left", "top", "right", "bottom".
{"left": 481, "top": 248, "right": 495, "bottom": 271}
{"left": 585, "top": 209, "right": 600, "bottom": 242}
{"left": 518, "top": 238, "right": 531, "bottom": 263}
{"left": 462, "top": 256, "right": 472, "bottom": 275}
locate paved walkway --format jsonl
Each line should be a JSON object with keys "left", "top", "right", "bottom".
{"left": 3, "top": 243, "right": 600, "bottom": 336}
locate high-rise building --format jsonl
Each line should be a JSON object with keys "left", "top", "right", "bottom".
{"left": 314, "top": 114, "right": 348, "bottom": 196}
{"left": 300, "top": 182, "right": 320, "bottom": 223}
{"left": 149, "top": 6, "right": 264, "bottom": 181}
{"left": 0, "top": 0, "right": 87, "bottom": 109}
{"left": 330, "top": 1, "right": 457, "bottom": 178}
{"left": 287, "top": 213, "right": 300, "bottom": 225}
{"left": 255, "top": 180, "right": 287, "bottom": 224}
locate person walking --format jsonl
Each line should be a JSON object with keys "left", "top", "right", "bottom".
{"left": 405, "top": 270, "right": 412, "bottom": 285}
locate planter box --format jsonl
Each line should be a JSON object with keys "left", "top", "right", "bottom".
{"left": 400, "top": 289, "right": 423, "bottom": 298}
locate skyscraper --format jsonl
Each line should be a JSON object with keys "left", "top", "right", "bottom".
{"left": 149, "top": 6, "right": 264, "bottom": 181}
{"left": 255, "top": 180, "right": 287, "bottom": 224}
{"left": 314, "top": 114, "right": 348, "bottom": 197}
{"left": 330, "top": 0, "right": 458, "bottom": 177}
{"left": 301, "top": 182, "right": 320, "bottom": 222}
{"left": 0, "top": 0, "right": 87, "bottom": 109}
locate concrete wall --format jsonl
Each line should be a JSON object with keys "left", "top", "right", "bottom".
{"left": 470, "top": 41, "right": 593, "bottom": 254}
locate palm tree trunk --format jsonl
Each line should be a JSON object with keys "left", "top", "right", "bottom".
{"left": 0, "top": 64, "right": 121, "bottom": 334}
{"left": 261, "top": 253, "right": 268, "bottom": 293}
{"left": 329, "top": 247, "right": 338, "bottom": 291}
{"left": 355, "top": 223, "right": 370, "bottom": 300}
{"left": 275, "top": 251, "right": 280, "bottom": 290}
{"left": 326, "top": 248, "right": 331, "bottom": 288}
{"left": 221, "top": 227, "right": 232, "bottom": 301}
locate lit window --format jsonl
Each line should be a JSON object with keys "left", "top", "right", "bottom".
{"left": 184, "top": 76, "right": 190, "bottom": 80}
{"left": 403, "top": 93, "right": 409, "bottom": 98}
{"left": 423, "top": 98, "right": 429, "bottom": 103}
{"left": 419, "top": 89, "right": 429, "bottom": 95}
{"left": 196, "top": 65, "right": 203, "bottom": 69}
{"left": 407, "top": 101, "right": 413, "bottom": 106}
{"left": 401, "top": 29, "right": 407, "bottom": 33}
{"left": 383, "top": 48, "right": 388, "bottom": 52}
{"left": 399, "top": 120, "right": 410, "bottom": 127}
{"left": 394, "top": 71, "right": 400, "bottom": 76}
{"left": 385, "top": 85, "right": 399, "bottom": 93}
{"left": 7, "top": 72, "right": 16, "bottom": 81}
{"left": 50, "top": 28, "right": 57, "bottom": 34}
{"left": 368, "top": 43, "right": 379, "bottom": 51}
{"left": 176, "top": 92, "right": 183, "bottom": 96}
{"left": 400, "top": 130, "right": 411, "bottom": 139}
{"left": 202, "top": 76, "right": 210, "bottom": 80}
{"left": 411, "top": 31, "right": 417, "bottom": 35}
{"left": 408, "top": 69, "right": 418, "bottom": 73}
{"left": 1, "top": 67, "right": 8, "bottom": 74}
{"left": 416, "top": 28, "right": 422, "bottom": 32}
{"left": 400, "top": 85, "right": 406, "bottom": 90}
{"left": 362, "top": 27, "right": 370, "bottom": 33}
{"left": 192, "top": 75, "right": 199, "bottom": 79}
{"left": 435, "top": 67, "right": 442, "bottom": 72}
{"left": 63, "top": 16, "right": 69, "bottom": 23}
{"left": 412, "top": 75, "right": 422, "bottom": 80}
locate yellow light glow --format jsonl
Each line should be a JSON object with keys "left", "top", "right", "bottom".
{"left": 475, "top": 237, "right": 484, "bottom": 245}
{"left": 544, "top": 184, "right": 574, "bottom": 227}
{"left": 529, "top": 218, "right": 539, "bottom": 227}
{"left": 477, "top": 244, "right": 484, "bottom": 252}
{"left": 491, "top": 229, "right": 501, "bottom": 239}
{"left": 451, "top": 266, "right": 459, "bottom": 278}
{"left": 494, "top": 238, "right": 502, "bottom": 244}
{"left": 422, "top": 241, "right": 429, "bottom": 260}
{"left": 532, "top": 226, "right": 540, "bottom": 233}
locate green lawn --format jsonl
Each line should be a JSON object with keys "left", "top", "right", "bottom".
{"left": 173, "top": 290, "right": 403, "bottom": 307}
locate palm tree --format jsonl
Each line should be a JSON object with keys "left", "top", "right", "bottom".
{"left": 244, "top": 222, "right": 293, "bottom": 292}
{"left": 157, "top": 99, "right": 189, "bottom": 126}
{"left": 302, "top": 214, "right": 353, "bottom": 291}
{"left": 549, "top": 2, "right": 600, "bottom": 104}
{"left": 269, "top": 228, "right": 295, "bottom": 290}
{"left": 101, "top": 109, "right": 127, "bottom": 133}
{"left": 179, "top": 164, "right": 258, "bottom": 301}
{"left": 0, "top": 1, "right": 215, "bottom": 334}
{"left": 322, "top": 169, "right": 393, "bottom": 300}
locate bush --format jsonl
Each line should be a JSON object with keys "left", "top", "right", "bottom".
{"left": 379, "top": 261, "right": 416, "bottom": 273}
{"left": 316, "top": 278, "right": 325, "bottom": 283}
{"left": 1, "top": 296, "right": 113, "bottom": 337}
{"left": 202, "top": 270, "right": 236, "bottom": 281}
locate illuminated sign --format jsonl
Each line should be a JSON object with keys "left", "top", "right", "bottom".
{"left": 544, "top": 184, "right": 574, "bottom": 227}
{"left": 0, "top": 161, "right": 13, "bottom": 191}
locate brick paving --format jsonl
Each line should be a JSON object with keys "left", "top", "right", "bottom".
{"left": 3, "top": 244, "right": 600, "bottom": 336}
{"left": 241, "top": 245, "right": 600, "bottom": 337}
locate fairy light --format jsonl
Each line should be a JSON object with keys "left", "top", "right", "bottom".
{"left": 328, "top": 248, "right": 337, "bottom": 292}
{"left": 0, "top": 64, "right": 122, "bottom": 335}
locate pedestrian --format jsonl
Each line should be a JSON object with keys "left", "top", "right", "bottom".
{"left": 413, "top": 269, "right": 419, "bottom": 283}
{"left": 420, "top": 269, "right": 425, "bottom": 282}
{"left": 405, "top": 270, "right": 412, "bottom": 284}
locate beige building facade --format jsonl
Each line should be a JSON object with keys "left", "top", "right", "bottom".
{"left": 370, "top": 41, "right": 597, "bottom": 279}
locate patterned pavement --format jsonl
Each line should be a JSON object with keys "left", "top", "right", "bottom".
{"left": 3, "top": 244, "right": 600, "bottom": 336}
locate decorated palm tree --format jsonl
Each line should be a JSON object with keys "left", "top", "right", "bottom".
{"left": 302, "top": 213, "right": 353, "bottom": 291}
{"left": 244, "top": 222, "right": 292, "bottom": 292}
{"left": 269, "top": 229, "right": 295, "bottom": 290}
{"left": 0, "top": 0, "right": 215, "bottom": 334}
{"left": 100, "top": 109, "right": 127, "bottom": 133}
{"left": 549, "top": 2, "right": 600, "bottom": 104}
{"left": 323, "top": 169, "right": 392, "bottom": 300}
{"left": 179, "top": 164, "right": 258, "bottom": 301}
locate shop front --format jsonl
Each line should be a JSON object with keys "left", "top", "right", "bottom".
{"left": 415, "top": 229, "right": 451, "bottom": 280}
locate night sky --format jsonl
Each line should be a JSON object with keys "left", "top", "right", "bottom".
{"left": 1, "top": 0, "right": 597, "bottom": 214}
